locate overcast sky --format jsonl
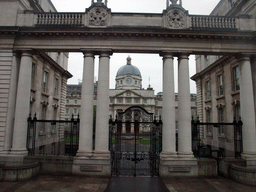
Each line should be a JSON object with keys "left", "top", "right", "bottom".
{"left": 51, "top": 0, "right": 221, "bottom": 93}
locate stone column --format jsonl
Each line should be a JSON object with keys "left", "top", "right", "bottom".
{"left": 160, "top": 53, "right": 177, "bottom": 157}
{"left": 3, "top": 53, "right": 19, "bottom": 153}
{"left": 239, "top": 55, "right": 256, "bottom": 164}
{"left": 94, "top": 52, "right": 112, "bottom": 157}
{"left": 178, "top": 54, "right": 194, "bottom": 157}
{"left": 11, "top": 51, "right": 33, "bottom": 156}
{"left": 76, "top": 52, "right": 95, "bottom": 157}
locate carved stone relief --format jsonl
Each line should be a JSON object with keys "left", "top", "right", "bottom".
{"left": 89, "top": 7, "right": 108, "bottom": 26}
{"left": 166, "top": 8, "right": 187, "bottom": 29}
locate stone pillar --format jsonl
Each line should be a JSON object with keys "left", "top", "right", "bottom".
{"left": 76, "top": 52, "right": 95, "bottom": 157}
{"left": 11, "top": 51, "right": 33, "bottom": 157}
{"left": 239, "top": 55, "right": 256, "bottom": 165}
{"left": 3, "top": 53, "right": 19, "bottom": 153}
{"left": 160, "top": 53, "right": 177, "bottom": 157}
{"left": 94, "top": 51, "right": 112, "bottom": 157}
{"left": 178, "top": 54, "right": 193, "bottom": 157}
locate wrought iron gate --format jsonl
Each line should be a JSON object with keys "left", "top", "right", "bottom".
{"left": 109, "top": 106, "right": 162, "bottom": 177}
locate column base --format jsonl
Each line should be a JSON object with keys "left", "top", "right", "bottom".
{"left": 0, "top": 153, "right": 27, "bottom": 165}
{"left": 160, "top": 151, "right": 178, "bottom": 159}
{"left": 75, "top": 150, "right": 93, "bottom": 158}
{"left": 159, "top": 154, "right": 198, "bottom": 177}
{"left": 177, "top": 152, "right": 195, "bottom": 158}
{"left": 72, "top": 151, "right": 111, "bottom": 177}
{"left": 242, "top": 152, "right": 256, "bottom": 167}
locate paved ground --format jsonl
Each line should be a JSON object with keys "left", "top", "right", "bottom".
{"left": 1, "top": 175, "right": 256, "bottom": 192}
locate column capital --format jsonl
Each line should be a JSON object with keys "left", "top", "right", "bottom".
{"left": 160, "top": 51, "right": 174, "bottom": 58}
{"left": 99, "top": 50, "right": 113, "bottom": 58}
{"left": 21, "top": 50, "right": 33, "bottom": 57}
{"left": 178, "top": 53, "right": 190, "bottom": 60}
{"left": 237, "top": 54, "right": 252, "bottom": 62}
{"left": 82, "top": 51, "right": 95, "bottom": 58}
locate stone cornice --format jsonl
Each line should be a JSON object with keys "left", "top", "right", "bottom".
{"left": 191, "top": 55, "right": 234, "bottom": 81}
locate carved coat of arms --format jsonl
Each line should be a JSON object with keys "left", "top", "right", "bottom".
{"left": 167, "top": 9, "right": 186, "bottom": 29}
{"left": 89, "top": 7, "right": 108, "bottom": 26}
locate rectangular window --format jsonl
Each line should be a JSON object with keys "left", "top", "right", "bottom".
{"left": 43, "top": 71, "right": 48, "bottom": 93}
{"left": 205, "top": 55, "right": 210, "bottom": 67}
{"left": 110, "top": 98, "right": 114, "bottom": 103}
{"left": 74, "top": 108, "right": 77, "bottom": 115}
{"left": 155, "top": 101, "right": 158, "bottom": 105}
{"left": 144, "top": 99, "right": 147, "bottom": 104}
{"left": 74, "top": 100, "right": 77, "bottom": 104}
{"left": 135, "top": 98, "right": 139, "bottom": 104}
{"left": 206, "top": 110, "right": 212, "bottom": 134}
{"left": 31, "top": 63, "right": 35, "bottom": 88}
{"left": 235, "top": 104, "right": 240, "bottom": 121}
{"left": 118, "top": 98, "right": 122, "bottom": 103}
{"left": 233, "top": 66, "right": 240, "bottom": 91}
{"left": 135, "top": 80, "right": 137, "bottom": 85}
{"left": 206, "top": 81, "right": 211, "bottom": 100}
{"left": 218, "top": 74, "right": 223, "bottom": 96}
{"left": 218, "top": 108, "right": 225, "bottom": 135}
{"left": 54, "top": 78, "right": 59, "bottom": 96}
{"left": 66, "top": 99, "right": 69, "bottom": 104}
{"left": 66, "top": 108, "right": 69, "bottom": 114}
{"left": 126, "top": 98, "right": 131, "bottom": 103}
{"left": 155, "top": 110, "right": 158, "bottom": 115}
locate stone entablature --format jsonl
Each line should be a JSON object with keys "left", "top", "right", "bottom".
{"left": 7, "top": 4, "right": 255, "bottom": 32}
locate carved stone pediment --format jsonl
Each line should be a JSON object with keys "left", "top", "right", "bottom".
{"left": 165, "top": 6, "right": 188, "bottom": 29}
{"left": 87, "top": 5, "right": 110, "bottom": 27}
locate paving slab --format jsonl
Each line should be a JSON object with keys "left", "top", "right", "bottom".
{"left": 1, "top": 175, "right": 256, "bottom": 192}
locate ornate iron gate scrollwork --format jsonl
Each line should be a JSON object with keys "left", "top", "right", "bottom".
{"left": 109, "top": 106, "right": 162, "bottom": 177}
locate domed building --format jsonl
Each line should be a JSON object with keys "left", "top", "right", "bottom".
{"left": 115, "top": 56, "right": 142, "bottom": 90}
{"left": 66, "top": 56, "right": 197, "bottom": 134}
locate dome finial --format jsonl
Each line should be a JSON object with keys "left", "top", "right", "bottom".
{"left": 127, "top": 56, "right": 132, "bottom": 65}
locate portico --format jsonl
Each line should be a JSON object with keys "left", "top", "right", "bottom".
{"left": 0, "top": 0, "right": 256, "bottom": 177}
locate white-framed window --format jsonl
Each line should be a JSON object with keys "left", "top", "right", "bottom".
{"left": 144, "top": 99, "right": 147, "bottom": 104}
{"left": 206, "top": 80, "right": 211, "bottom": 100}
{"left": 206, "top": 110, "right": 212, "bottom": 134}
{"left": 118, "top": 98, "right": 122, "bottom": 103}
{"left": 233, "top": 65, "right": 240, "bottom": 91}
{"left": 218, "top": 107, "right": 225, "bottom": 135}
{"left": 74, "top": 108, "right": 77, "bottom": 115}
{"left": 235, "top": 104, "right": 240, "bottom": 121}
{"left": 205, "top": 55, "right": 210, "bottom": 67}
{"left": 54, "top": 78, "right": 59, "bottom": 96}
{"left": 135, "top": 98, "right": 139, "bottom": 104}
{"left": 74, "top": 100, "right": 77, "bottom": 104}
{"left": 217, "top": 74, "right": 223, "bottom": 96}
{"left": 110, "top": 98, "right": 114, "bottom": 103}
{"left": 66, "top": 108, "right": 69, "bottom": 114}
{"left": 66, "top": 99, "right": 69, "bottom": 104}
{"left": 42, "top": 71, "right": 48, "bottom": 93}
{"left": 135, "top": 80, "right": 137, "bottom": 85}
{"left": 126, "top": 98, "right": 131, "bottom": 104}
{"left": 31, "top": 63, "right": 36, "bottom": 89}
{"left": 155, "top": 101, "right": 158, "bottom": 105}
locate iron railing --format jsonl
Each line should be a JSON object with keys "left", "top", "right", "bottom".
{"left": 27, "top": 114, "right": 80, "bottom": 156}
{"left": 191, "top": 117, "right": 243, "bottom": 159}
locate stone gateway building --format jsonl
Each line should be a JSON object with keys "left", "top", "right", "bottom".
{"left": 0, "top": 0, "right": 256, "bottom": 183}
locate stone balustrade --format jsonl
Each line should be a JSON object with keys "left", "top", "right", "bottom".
{"left": 37, "top": 13, "right": 83, "bottom": 26}
{"left": 191, "top": 16, "right": 237, "bottom": 30}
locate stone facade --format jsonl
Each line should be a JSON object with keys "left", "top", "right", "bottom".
{"left": 192, "top": 0, "right": 256, "bottom": 165}
{"left": 0, "top": 0, "right": 71, "bottom": 163}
